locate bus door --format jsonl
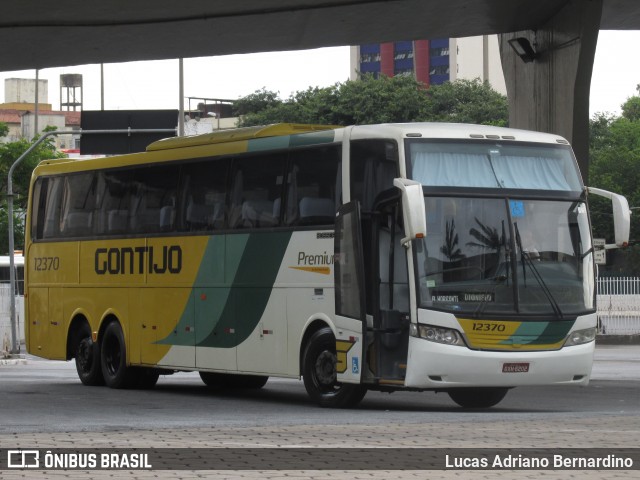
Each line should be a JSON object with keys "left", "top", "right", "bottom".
{"left": 372, "top": 199, "right": 411, "bottom": 385}
{"left": 333, "top": 202, "right": 366, "bottom": 385}
{"left": 335, "top": 199, "right": 412, "bottom": 387}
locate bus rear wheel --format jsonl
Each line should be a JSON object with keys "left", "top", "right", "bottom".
{"left": 447, "top": 387, "right": 508, "bottom": 408}
{"left": 133, "top": 367, "right": 161, "bottom": 389}
{"left": 75, "top": 333, "right": 104, "bottom": 386}
{"left": 100, "top": 321, "right": 137, "bottom": 389}
{"left": 302, "top": 327, "right": 366, "bottom": 408}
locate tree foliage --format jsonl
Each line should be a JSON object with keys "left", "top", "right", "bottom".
{"left": 589, "top": 90, "right": 640, "bottom": 274}
{"left": 234, "top": 76, "right": 508, "bottom": 127}
{"left": 0, "top": 128, "right": 65, "bottom": 253}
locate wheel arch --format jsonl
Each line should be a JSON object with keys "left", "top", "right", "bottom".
{"left": 66, "top": 313, "right": 91, "bottom": 360}
{"left": 299, "top": 314, "right": 336, "bottom": 375}
{"left": 97, "top": 313, "right": 121, "bottom": 347}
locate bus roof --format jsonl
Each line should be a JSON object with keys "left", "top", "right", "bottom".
{"left": 146, "top": 123, "right": 339, "bottom": 151}
{"left": 348, "top": 123, "right": 570, "bottom": 145}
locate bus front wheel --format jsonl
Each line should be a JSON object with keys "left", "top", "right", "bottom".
{"left": 302, "top": 327, "right": 366, "bottom": 408}
{"left": 75, "top": 333, "right": 104, "bottom": 386}
{"left": 447, "top": 387, "right": 509, "bottom": 408}
{"left": 100, "top": 321, "right": 136, "bottom": 389}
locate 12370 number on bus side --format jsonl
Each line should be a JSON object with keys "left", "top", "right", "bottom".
{"left": 34, "top": 256, "right": 60, "bottom": 271}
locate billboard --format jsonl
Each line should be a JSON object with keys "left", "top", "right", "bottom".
{"left": 80, "top": 110, "right": 177, "bottom": 154}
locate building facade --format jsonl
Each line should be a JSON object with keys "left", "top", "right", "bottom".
{"left": 351, "top": 36, "right": 506, "bottom": 94}
{"left": 1, "top": 78, "right": 81, "bottom": 149}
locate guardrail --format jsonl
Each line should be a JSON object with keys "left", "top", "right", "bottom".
{"left": 597, "top": 277, "right": 640, "bottom": 335}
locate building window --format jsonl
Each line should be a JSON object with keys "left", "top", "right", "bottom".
{"left": 430, "top": 65, "right": 450, "bottom": 76}
{"left": 430, "top": 47, "right": 450, "bottom": 57}
{"left": 360, "top": 53, "right": 381, "bottom": 63}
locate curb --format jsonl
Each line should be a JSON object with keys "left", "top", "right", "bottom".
{"left": 0, "top": 353, "right": 27, "bottom": 366}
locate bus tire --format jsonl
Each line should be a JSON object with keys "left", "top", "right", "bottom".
{"left": 302, "top": 327, "right": 366, "bottom": 408}
{"left": 100, "top": 321, "right": 136, "bottom": 389}
{"left": 447, "top": 387, "right": 508, "bottom": 408}
{"left": 199, "top": 371, "right": 226, "bottom": 388}
{"left": 74, "top": 335, "right": 105, "bottom": 386}
{"left": 133, "top": 368, "right": 160, "bottom": 389}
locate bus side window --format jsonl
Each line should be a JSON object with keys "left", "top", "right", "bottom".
{"left": 286, "top": 145, "right": 341, "bottom": 226}
{"left": 179, "top": 158, "right": 229, "bottom": 232}
{"left": 40, "top": 177, "right": 64, "bottom": 239}
{"left": 130, "top": 164, "right": 180, "bottom": 234}
{"left": 97, "top": 170, "right": 134, "bottom": 235}
{"left": 59, "top": 172, "right": 96, "bottom": 238}
{"left": 31, "top": 177, "right": 48, "bottom": 240}
{"left": 229, "top": 153, "right": 286, "bottom": 229}
{"left": 350, "top": 140, "right": 398, "bottom": 212}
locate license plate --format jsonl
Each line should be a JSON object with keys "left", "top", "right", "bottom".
{"left": 502, "top": 362, "right": 530, "bottom": 373}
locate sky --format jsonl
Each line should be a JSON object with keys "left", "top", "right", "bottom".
{"left": 1, "top": 30, "right": 639, "bottom": 117}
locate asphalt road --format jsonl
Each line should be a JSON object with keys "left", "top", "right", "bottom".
{"left": 0, "top": 345, "right": 638, "bottom": 434}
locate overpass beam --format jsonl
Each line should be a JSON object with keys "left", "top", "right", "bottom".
{"left": 499, "top": 0, "right": 603, "bottom": 183}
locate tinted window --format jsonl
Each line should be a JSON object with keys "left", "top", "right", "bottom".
{"left": 286, "top": 146, "right": 340, "bottom": 226}
{"left": 350, "top": 140, "right": 398, "bottom": 212}
{"left": 180, "top": 158, "right": 229, "bottom": 232}
{"left": 229, "top": 153, "right": 286, "bottom": 229}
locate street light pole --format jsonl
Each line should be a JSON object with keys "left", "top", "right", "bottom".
{"left": 6, "top": 127, "right": 176, "bottom": 354}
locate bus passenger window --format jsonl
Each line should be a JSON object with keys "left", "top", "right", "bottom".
{"left": 41, "top": 177, "right": 64, "bottom": 239}
{"left": 131, "top": 165, "right": 180, "bottom": 234}
{"left": 58, "top": 173, "right": 97, "bottom": 238}
{"left": 96, "top": 170, "right": 134, "bottom": 235}
{"left": 180, "top": 158, "right": 229, "bottom": 232}
{"left": 229, "top": 153, "right": 286, "bottom": 229}
{"left": 286, "top": 145, "right": 340, "bottom": 226}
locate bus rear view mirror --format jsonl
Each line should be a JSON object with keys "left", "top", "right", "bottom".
{"left": 393, "top": 178, "right": 426, "bottom": 246}
{"left": 587, "top": 187, "right": 631, "bottom": 248}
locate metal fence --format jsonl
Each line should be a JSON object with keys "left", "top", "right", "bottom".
{"left": 597, "top": 277, "right": 640, "bottom": 335}
{"left": 0, "top": 284, "right": 18, "bottom": 355}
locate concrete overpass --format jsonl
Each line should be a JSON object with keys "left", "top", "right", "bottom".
{"left": 2, "top": 0, "right": 640, "bottom": 178}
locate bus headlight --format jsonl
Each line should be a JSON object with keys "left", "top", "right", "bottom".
{"left": 564, "top": 327, "right": 597, "bottom": 347}
{"left": 410, "top": 324, "right": 465, "bottom": 346}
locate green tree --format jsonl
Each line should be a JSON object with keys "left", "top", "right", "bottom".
{"left": 589, "top": 89, "right": 640, "bottom": 275}
{"left": 235, "top": 76, "right": 508, "bottom": 127}
{"left": 0, "top": 122, "right": 8, "bottom": 138}
{"left": 421, "top": 78, "right": 508, "bottom": 126}
{"left": 0, "top": 128, "right": 65, "bottom": 253}
{"left": 232, "top": 88, "right": 282, "bottom": 117}
{"left": 621, "top": 84, "right": 640, "bottom": 121}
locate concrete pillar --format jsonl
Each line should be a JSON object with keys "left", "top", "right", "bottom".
{"left": 499, "top": 0, "right": 603, "bottom": 184}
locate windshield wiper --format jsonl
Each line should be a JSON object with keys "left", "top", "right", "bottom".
{"left": 514, "top": 223, "right": 564, "bottom": 320}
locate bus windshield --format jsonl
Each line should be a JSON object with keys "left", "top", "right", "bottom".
{"left": 407, "top": 140, "right": 583, "bottom": 191}
{"left": 414, "top": 197, "right": 595, "bottom": 317}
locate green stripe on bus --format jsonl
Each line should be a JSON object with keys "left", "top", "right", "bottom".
{"left": 500, "top": 320, "right": 574, "bottom": 345}
{"left": 247, "top": 136, "right": 291, "bottom": 152}
{"left": 158, "top": 231, "right": 292, "bottom": 348}
{"left": 289, "top": 130, "right": 337, "bottom": 147}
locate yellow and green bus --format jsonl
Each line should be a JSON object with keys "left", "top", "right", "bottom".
{"left": 25, "top": 123, "right": 630, "bottom": 408}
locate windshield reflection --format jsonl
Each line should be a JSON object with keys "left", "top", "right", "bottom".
{"left": 415, "top": 197, "right": 594, "bottom": 317}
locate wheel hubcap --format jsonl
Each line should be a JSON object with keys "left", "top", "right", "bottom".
{"left": 315, "top": 350, "right": 337, "bottom": 387}
{"left": 77, "top": 340, "right": 92, "bottom": 373}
